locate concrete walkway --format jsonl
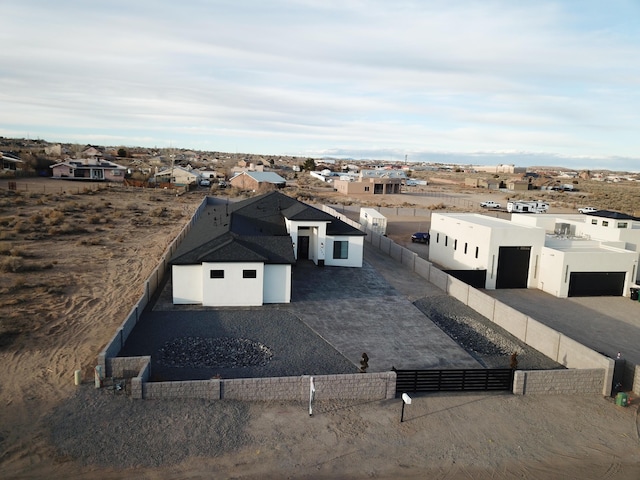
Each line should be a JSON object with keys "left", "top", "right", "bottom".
{"left": 287, "top": 245, "right": 480, "bottom": 372}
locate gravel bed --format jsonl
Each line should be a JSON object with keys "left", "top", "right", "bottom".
{"left": 414, "top": 295, "right": 565, "bottom": 370}
{"left": 118, "top": 309, "right": 359, "bottom": 380}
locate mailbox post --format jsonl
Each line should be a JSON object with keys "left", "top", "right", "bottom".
{"left": 401, "top": 393, "right": 412, "bottom": 423}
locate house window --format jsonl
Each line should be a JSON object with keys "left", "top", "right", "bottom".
{"left": 602, "top": 221, "right": 609, "bottom": 227}
{"left": 333, "top": 241, "right": 349, "bottom": 259}
{"left": 464, "top": 242, "right": 468, "bottom": 254}
{"left": 210, "top": 270, "right": 224, "bottom": 279}
{"left": 364, "top": 186, "right": 370, "bottom": 192}
{"left": 617, "top": 222, "right": 628, "bottom": 228}
{"left": 436, "top": 233, "right": 440, "bottom": 243}
{"left": 243, "top": 269, "right": 257, "bottom": 278}
{"left": 591, "top": 219, "right": 597, "bottom": 225}
{"left": 475, "top": 246, "right": 479, "bottom": 258}
{"left": 454, "top": 239, "right": 457, "bottom": 250}
{"left": 445, "top": 236, "right": 448, "bottom": 247}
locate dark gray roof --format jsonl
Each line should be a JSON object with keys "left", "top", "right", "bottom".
{"left": 170, "top": 191, "right": 363, "bottom": 265}
{"left": 585, "top": 210, "right": 639, "bottom": 221}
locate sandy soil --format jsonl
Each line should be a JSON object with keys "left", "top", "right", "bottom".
{"left": 1, "top": 179, "right": 639, "bottom": 479}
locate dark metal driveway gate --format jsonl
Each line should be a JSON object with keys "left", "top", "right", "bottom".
{"left": 393, "top": 368, "right": 514, "bottom": 396}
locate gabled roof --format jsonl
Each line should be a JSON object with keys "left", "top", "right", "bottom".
{"left": 231, "top": 171, "right": 286, "bottom": 184}
{"left": 585, "top": 210, "right": 639, "bottom": 221}
{"left": 170, "top": 191, "right": 363, "bottom": 265}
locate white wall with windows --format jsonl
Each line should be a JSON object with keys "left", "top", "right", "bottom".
{"left": 430, "top": 213, "right": 546, "bottom": 290}
{"left": 325, "top": 235, "right": 364, "bottom": 267}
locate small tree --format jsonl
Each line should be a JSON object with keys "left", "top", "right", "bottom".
{"left": 117, "top": 148, "right": 128, "bottom": 158}
{"left": 303, "top": 158, "right": 316, "bottom": 171}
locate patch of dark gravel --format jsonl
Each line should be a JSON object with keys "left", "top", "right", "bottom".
{"left": 414, "top": 295, "right": 565, "bottom": 370}
{"left": 158, "top": 336, "right": 273, "bottom": 368}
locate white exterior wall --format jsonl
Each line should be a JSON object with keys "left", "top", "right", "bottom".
{"left": 359, "top": 208, "right": 387, "bottom": 235}
{"left": 263, "top": 264, "right": 291, "bottom": 303}
{"left": 429, "top": 214, "right": 493, "bottom": 271}
{"left": 538, "top": 242, "right": 637, "bottom": 298}
{"left": 325, "top": 235, "right": 364, "bottom": 267}
{"left": 430, "top": 214, "right": 545, "bottom": 289}
{"left": 172, "top": 265, "right": 203, "bottom": 304}
{"left": 202, "top": 262, "right": 264, "bottom": 306}
{"left": 286, "top": 219, "right": 329, "bottom": 265}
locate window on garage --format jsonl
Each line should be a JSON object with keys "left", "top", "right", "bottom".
{"left": 243, "top": 269, "right": 257, "bottom": 278}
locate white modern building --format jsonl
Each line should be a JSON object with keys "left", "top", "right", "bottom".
{"left": 170, "top": 191, "right": 366, "bottom": 307}
{"left": 429, "top": 211, "right": 639, "bottom": 298}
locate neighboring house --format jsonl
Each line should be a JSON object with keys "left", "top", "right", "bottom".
{"left": 170, "top": 191, "right": 366, "bottom": 306}
{"left": 228, "top": 171, "right": 286, "bottom": 190}
{"left": 81, "top": 146, "right": 103, "bottom": 157}
{"left": 332, "top": 169, "right": 406, "bottom": 195}
{"left": 429, "top": 211, "right": 639, "bottom": 298}
{"left": 153, "top": 166, "right": 199, "bottom": 186}
{"left": 50, "top": 158, "right": 126, "bottom": 181}
{"left": 1, "top": 152, "right": 23, "bottom": 175}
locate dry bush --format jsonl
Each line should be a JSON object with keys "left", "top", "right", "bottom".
{"left": 0, "top": 257, "right": 24, "bottom": 273}
{"left": 45, "top": 209, "right": 65, "bottom": 225}
{"left": 47, "top": 223, "right": 87, "bottom": 235}
{"left": 87, "top": 214, "right": 103, "bottom": 224}
{"left": 149, "top": 206, "right": 167, "bottom": 217}
{"left": 0, "top": 242, "right": 13, "bottom": 255}
{"left": 29, "top": 213, "right": 44, "bottom": 224}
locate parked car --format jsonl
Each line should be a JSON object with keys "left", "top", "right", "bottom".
{"left": 578, "top": 206, "right": 598, "bottom": 214}
{"left": 480, "top": 200, "right": 501, "bottom": 208}
{"left": 199, "top": 178, "right": 211, "bottom": 187}
{"left": 411, "top": 232, "right": 430, "bottom": 244}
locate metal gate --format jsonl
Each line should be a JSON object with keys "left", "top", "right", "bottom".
{"left": 393, "top": 368, "right": 514, "bottom": 396}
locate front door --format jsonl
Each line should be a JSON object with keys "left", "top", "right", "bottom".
{"left": 297, "top": 236, "right": 309, "bottom": 259}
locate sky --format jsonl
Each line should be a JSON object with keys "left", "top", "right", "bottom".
{"left": 1, "top": 0, "right": 640, "bottom": 171}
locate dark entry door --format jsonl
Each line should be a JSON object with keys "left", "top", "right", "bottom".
{"left": 568, "top": 272, "right": 625, "bottom": 297}
{"left": 496, "top": 246, "right": 531, "bottom": 288}
{"left": 297, "top": 236, "right": 309, "bottom": 259}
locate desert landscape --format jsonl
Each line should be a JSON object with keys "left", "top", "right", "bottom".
{"left": 1, "top": 178, "right": 639, "bottom": 479}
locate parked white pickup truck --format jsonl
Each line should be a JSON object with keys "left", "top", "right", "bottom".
{"left": 479, "top": 200, "right": 501, "bottom": 208}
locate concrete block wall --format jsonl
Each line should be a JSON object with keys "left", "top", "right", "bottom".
{"left": 135, "top": 372, "right": 396, "bottom": 401}
{"left": 401, "top": 249, "right": 417, "bottom": 270}
{"left": 447, "top": 276, "right": 469, "bottom": 304}
{"left": 414, "top": 257, "right": 431, "bottom": 280}
{"left": 389, "top": 242, "right": 402, "bottom": 262}
{"left": 633, "top": 365, "right": 640, "bottom": 395}
{"left": 222, "top": 376, "right": 305, "bottom": 401}
{"left": 108, "top": 355, "right": 151, "bottom": 379}
{"left": 144, "top": 380, "right": 221, "bottom": 400}
{"left": 312, "top": 372, "right": 396, "bottom": 400}
{"left": 513, "top": 369, "right": 605, "bottom": 395}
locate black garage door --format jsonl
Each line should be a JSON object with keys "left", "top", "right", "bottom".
{"left": 496, "top": 246, "right": 531, "bottom": 288}
{"left": 568, "top": 272, "right": 625, "bottom": 297}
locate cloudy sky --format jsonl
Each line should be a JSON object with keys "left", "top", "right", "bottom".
{"left": 2, "top": 0, "right": 639, "bottom": 170}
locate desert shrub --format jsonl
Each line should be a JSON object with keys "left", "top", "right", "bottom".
{"left": 0, "top": 257, "right": 24, "bottom": 272}
{"left": 46, "top": 209, "right": 65, "bottom": 225}
{"left": 149, "top": 206, "right": 167, "bottom": 217}
{"left": 29, "top": 213, "right": 44, "bottom": 224}
{"left": 87, "top": 214, "right": 103, "bottom": 224}
{"left": 0, "top": 242, "right": 12, "bottom": 255}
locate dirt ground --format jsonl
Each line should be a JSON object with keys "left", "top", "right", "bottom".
{"left": 1, "top": 179, "right": 639, "bottom": 479}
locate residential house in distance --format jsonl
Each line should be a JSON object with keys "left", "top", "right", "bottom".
{"left": 170, "top": 191, "right": 366, "bottom": 306}
{"left": 50, "top": 158, "right": 126, "bottom": 181}
{"left": 429, "top": 211, "right": 639, "bottom": 298}
{"left": 153, "top": 166, "right": 199, "bottom": 186}
{"left": 332, "top": 169, "right": 406, "bottom": 195}
{"left": 228, "top": 171, "right": 286, "bottom": 190}
{"left": 1, "top": 152, "right": 23, "bottom": 176}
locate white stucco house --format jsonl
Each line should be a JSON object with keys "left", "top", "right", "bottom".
{"left": 170, "top": 191, "right": 366, "bottom": 307}
{"left": 429, "top": 211, "right": 639, "bottom": 298}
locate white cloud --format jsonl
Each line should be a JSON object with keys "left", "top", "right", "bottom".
{"left": 1, "top": 0, "right": 640, "bottom": 170}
